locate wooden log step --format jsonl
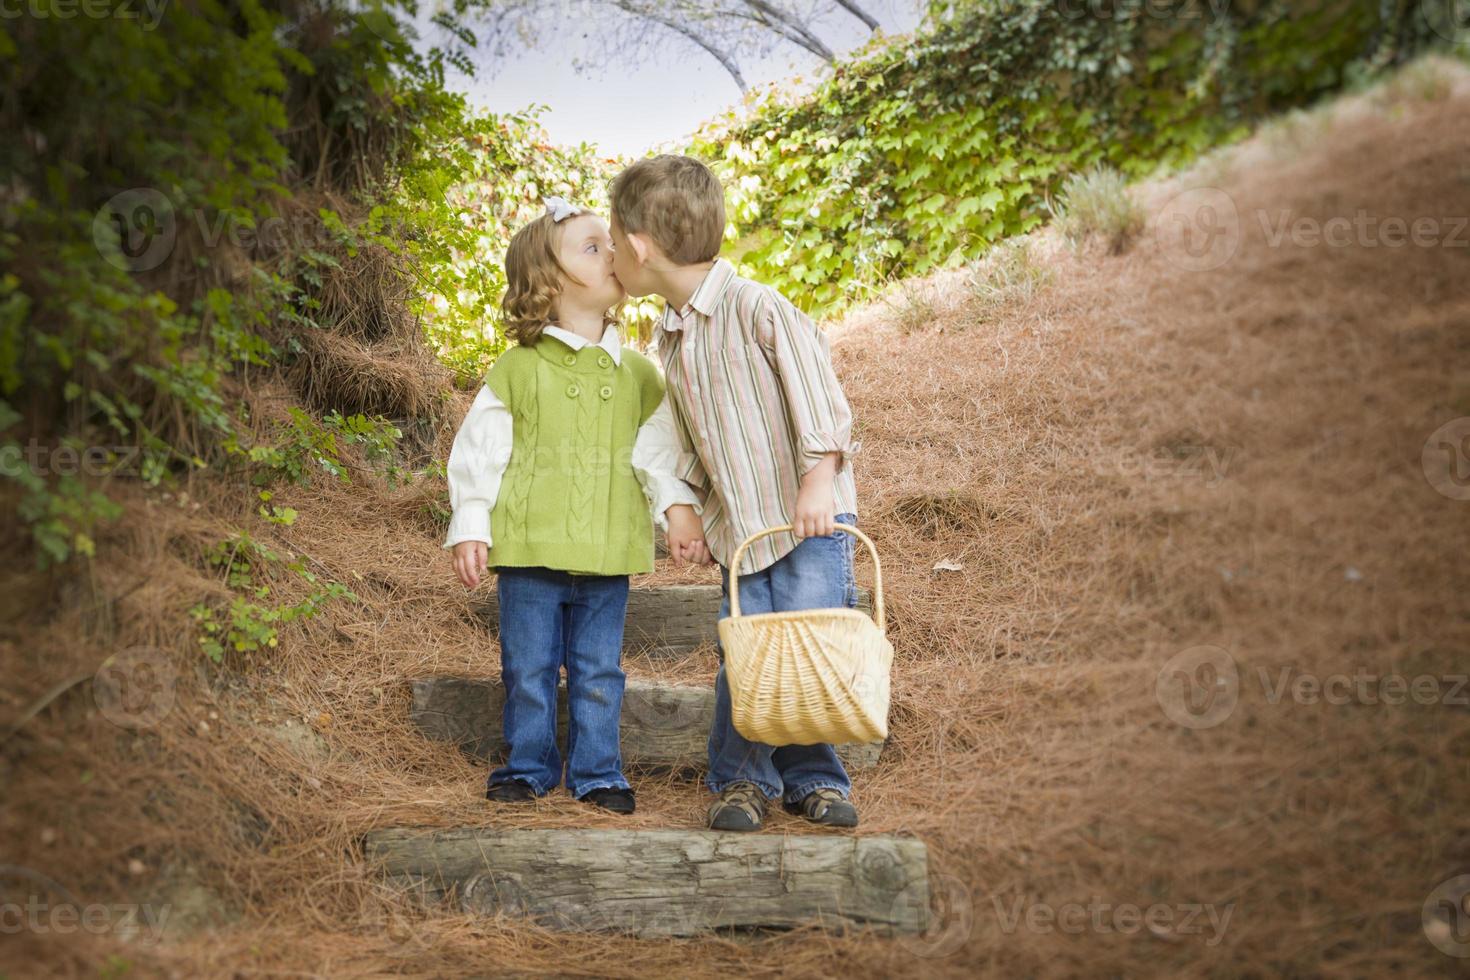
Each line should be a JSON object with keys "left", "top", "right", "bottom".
{"left": 364, "top": 827, "right": 930, "bottom": 936}
{"left": 474, "top": 584, "right": 873, "bottom": 656}
{"left": 410, "top": 676, "right": 884, "bottom": 771}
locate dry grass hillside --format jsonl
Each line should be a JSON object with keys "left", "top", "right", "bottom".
{"left": 2, "top": 57, "right": 1469, "bottom": 978}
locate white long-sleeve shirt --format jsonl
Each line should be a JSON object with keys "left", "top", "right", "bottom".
{"left": 442, "top": 324, "right": 701, "bottom": 550}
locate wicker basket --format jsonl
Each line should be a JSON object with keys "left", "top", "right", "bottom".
{"left": 717, "top": 523, "right": 893, "bottom": 746}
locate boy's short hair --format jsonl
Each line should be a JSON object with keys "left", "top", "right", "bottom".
{"left": 609, "top": 154, "right": 725, "bottom": 265}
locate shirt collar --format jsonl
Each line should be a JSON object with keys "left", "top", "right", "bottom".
{"left": 542, "top": 323, "right": 622, "bottom": 365}
{"left": 661, "top": 258, "right": 735, "bottom": 333}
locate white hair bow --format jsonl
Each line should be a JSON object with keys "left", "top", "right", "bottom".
{"left": 544, "top": 196, "right": 584, "bottom": 222}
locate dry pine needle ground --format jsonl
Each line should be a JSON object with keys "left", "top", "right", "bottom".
{"left": 2, "top": 60, "right": 1469, "bottom": 978}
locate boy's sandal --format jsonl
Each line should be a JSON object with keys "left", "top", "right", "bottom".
{"left": 707, "top": 781, "right": 767, "bottom": 832}
{"left": 580, "top": 787, "right": 636, "bottom": 814}
{"left": 485, "top": 779, "right": 537, "bottom": 803}
{"left": 783, "top": 788, "right": 858, "bottom": 827}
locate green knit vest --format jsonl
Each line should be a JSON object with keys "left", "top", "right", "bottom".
{"left": 485, "top": 335, "right": 665, "bottom": 576}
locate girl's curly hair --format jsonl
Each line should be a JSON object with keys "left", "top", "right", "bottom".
{"left": 501, "top": 211, "right": 618, "bottom": 346}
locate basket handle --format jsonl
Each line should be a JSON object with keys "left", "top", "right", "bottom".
{"left": 726, "top": 523, "right": 885, "bottom": 632}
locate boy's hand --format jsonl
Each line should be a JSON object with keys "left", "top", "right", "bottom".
{"left": 452, "top": 540, "right": 488, "bottom": 590}
{"left": 665, "top": 504, "right": 711, "bottom": 565}
{"left": 793, "top": 453, "right": 839, "bottom": 539}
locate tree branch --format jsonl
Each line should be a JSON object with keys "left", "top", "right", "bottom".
{"left": 613, "top": 1, "right": 749, "bottom": 92}
{"left": 738, "top": 0, "right": 835, "bottom": 62}
{"left": 833, "top": 0, "right": 880, "bottom": 32}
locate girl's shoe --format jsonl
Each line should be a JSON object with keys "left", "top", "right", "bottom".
{"left": 707, "top": 781, "right": 767, "bottom": 831}
{"left": 783, "top": 788, "right": 858, "bottom": 827}
{"left": 579, "top": 787, "right": 636, "bottom": 814}
{"left": 485, "top": 779, "right": 536, "bottom": 802}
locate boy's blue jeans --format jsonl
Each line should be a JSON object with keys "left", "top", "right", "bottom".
{"left": 707, "top": 513, "right": 858, "bottom": 804}
{"left": 491, "top": 566, "right": 631, "bottom": 799}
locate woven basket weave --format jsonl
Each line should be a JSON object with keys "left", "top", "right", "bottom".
{"left": 718, "top": 523, "right": 893, "bottom": 746}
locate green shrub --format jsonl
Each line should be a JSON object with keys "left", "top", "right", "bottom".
{"left": 190, "top": 530, "right": 357, "bottom": 663}
{"left": 883, "top": 279, "right": 940, "bottom": 335}
{"left": 687, "top": 0, "right": 1441, "bottom": 317}
{"left": 1054, "top": 166, "right": 1145, "bottom": 254}
{"left": 966, "top": 239, "right": 1050, "bottom": 321}
{"left": 1370, "top": 55, "right": 1457, "bottom": 106}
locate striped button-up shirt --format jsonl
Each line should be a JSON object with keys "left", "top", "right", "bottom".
{"left": 656, "top": 258, "right": 860, "bottom": 575}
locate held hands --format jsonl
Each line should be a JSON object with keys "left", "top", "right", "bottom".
{"left": 665, "top": 504, "right": 711, "bottom": 566}
{"left": 452, "top": 540, "right": 488, "bottom": 590}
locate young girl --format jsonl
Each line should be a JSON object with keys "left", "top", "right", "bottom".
{"left": 444, "top": 198, "right": 706, "bottom": 813}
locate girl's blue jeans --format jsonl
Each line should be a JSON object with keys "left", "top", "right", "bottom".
{"left": 491, "top": 566, "right": 631, "bottom": 799}
{"left": 707, "top": 513, "right": 858, "bottom": 804}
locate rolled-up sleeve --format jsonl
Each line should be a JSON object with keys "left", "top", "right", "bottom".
{"left": 631, "top": 394, "right": 702, "bottom": 529}
{"left": 759, "top": 290, "right": 861, "bottom": 476}
{"left": 443, "top": 385, "right": 514, "bottom": 549}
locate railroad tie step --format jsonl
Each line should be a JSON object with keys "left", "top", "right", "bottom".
{"left": 364, "top": 826, "right": 930, "bottom": 936}
{"left": 475, "top": 584, "right": 873, "bottom": 657}
{"left": 410, "top": 676, "right": 884, "bottom": 771}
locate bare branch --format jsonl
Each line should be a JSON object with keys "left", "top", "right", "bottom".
{"left": 610, "top": 0, "right": 750, "bottom": 92}
{"left": 738, "top": 0, "right": 835, "bottom": 61}
{"left": 832, "top": 0, "right": 881, "bottom": 32}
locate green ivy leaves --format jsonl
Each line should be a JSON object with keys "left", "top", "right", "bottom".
{"left": 689, "top": 0, "right": 1410, "bottom": 318}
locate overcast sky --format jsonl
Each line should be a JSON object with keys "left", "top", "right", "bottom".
{"left": 430, "top": 1, "right": 925, "bottom": 156}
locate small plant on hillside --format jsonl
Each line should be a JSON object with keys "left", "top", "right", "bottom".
{"left": 883, "top": 279, "right": 938, "bottom": 334}
{"left": 1370, "top": 55, "right": 1456, "bottom": 106}
{"left": 966, "top": 240, "right": 1051, "bottom": 323}
{"left": 1053, "top": 166, "right": 1145, "bottom": 254}
{"left": 189, "top": 530, "right": 357, "bottom": 663}
{"left": 1260, "top": 105, "right": 1337, "bottom": 159}
{"left": 230, "top": 408, "right": 406, "bottom": 489}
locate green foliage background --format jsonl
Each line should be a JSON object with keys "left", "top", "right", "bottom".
{"left": 687, "top": 0, "right": 1441, "bottom": 315}
{"left": 0, "top": 0, "right": 1449, "bottom": 618}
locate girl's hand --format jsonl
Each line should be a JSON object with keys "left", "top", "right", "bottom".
{"left": 680, "top": 538, "right": 712, "bottom": 566}
{"left": 665, "top": 505, "right": 710, "bottom": 566}
{"left": 452, "top": 540, "right": 488, "bottom": 590}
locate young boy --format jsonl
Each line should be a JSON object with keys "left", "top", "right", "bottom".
{"left": 608, "top": 155, "right": 863, "bottom": 832}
